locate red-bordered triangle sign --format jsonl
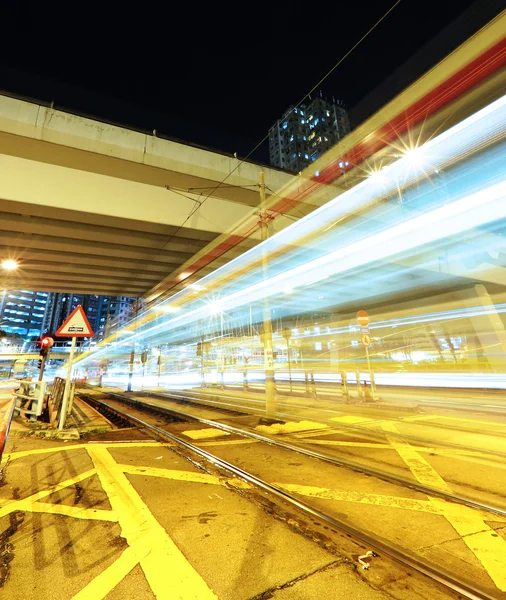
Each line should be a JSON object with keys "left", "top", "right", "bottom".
{"left": 56, "top": 305, "right": 94, "bottom": 337}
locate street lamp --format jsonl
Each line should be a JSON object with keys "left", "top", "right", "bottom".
{"left": 1, "top": 259, "right": 18, "bottom": 271}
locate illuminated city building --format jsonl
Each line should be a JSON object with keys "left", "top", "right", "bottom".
{"left": 268, "top": 93, "right": 351, "bottom": 172}
{"left": 0, "top": 290, "right": 49, "bottom": 337}
{"left": 42, "top": 293, "right": 136, "bottom": 338}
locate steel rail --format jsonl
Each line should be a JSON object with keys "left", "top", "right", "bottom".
{"left": 145, "top": 388, "right": 506, "bottom": 460}
{"left": 78, "top": 391, "right": 499, "bottom": 600}
{"left": 82, "top": 390, "right": 506, "bottom": 519}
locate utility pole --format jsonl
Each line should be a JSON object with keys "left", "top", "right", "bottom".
{"left": 127, "top": 298, "right": 140, "bottom": 393}
{"left": 259, "top": 171, "right": 276, "bottom": 417}
{"left": 282, "top": 328, "right": 293, "bottom": 392}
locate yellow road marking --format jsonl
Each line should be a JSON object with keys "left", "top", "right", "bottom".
{"left": 403, "top": 414, "right": 506, "bottom": 431}
{"left": 29, "top": 502, "right": 118, "bottom": 521}
{"left": 1, "top": 444, "right": 85, "bottom": 463}
{"left": 72, "top": 546, "right": 140, "bottom": 600}
{"left": 3, "top": 439, "right": 506, "bottom": 594}
{"left": 0, "top": 469, "right": 96, "bottom": 518}
{"left": 199, "top": 439, "right": 259, "bottom": 447}
{"left": 381, "top": 422, "right": 452, "bottom": 493}
{"left": 182, "top": 428, "right": 230, "bottom": 440}
{"left": 122, "top": 464, "right": 222, "bottom": 485}
{"left": 304, "top": 441, "right": 392, "bottom": 448}
{"left": 402, "top": 415, "right": 442, "bottom": 423}
{"left": 330, "top": 416, "right": 375, "bottom": 424}
{"left": 256, "top": 420, "right": 328, "bottom": 434}
{"left": 382, "top": 423, "right": 506, "bottom": 592}
{"left": 276, "top": 483, "right": 440, "bottom": 513}
{"left": 88, "top": 446, "right": 217, "bottom": 599}
{"left": 431, "top": 415, "right": 506, "bottom": 428}
{"left": 1, "top": 441, "right": 163, "bottom": 465}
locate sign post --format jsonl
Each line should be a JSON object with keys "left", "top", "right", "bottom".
{"left": 55, "top": 306, "right": 94, "bottom": 430}
{"left": 356, "top": 310, "right": 376, "bottom": 400}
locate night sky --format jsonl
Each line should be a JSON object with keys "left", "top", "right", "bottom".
{"left": 1, "top": 0, "right": 501, "bottom": 162}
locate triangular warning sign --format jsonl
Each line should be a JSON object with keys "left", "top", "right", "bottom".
{"left": 56, "top": 305, "right": 94, "bottom": 337}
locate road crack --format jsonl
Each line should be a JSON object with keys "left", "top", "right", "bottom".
{"left": 248, "top": 559, "right": 344, "bottom": 599}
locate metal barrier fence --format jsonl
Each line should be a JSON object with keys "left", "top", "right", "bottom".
{"left": 48, "top": 377, "right": 75, "bottom": 428}
{"left": 0, "top": 398, "right": 16, "bottom": 466}
{"left": 11, "top": 377, "right": 75, "bottom": 429}
{"left": 12, "top": 381, "right": 47, "bottom": 422}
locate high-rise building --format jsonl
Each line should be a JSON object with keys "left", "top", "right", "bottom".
{"left": 42, "top": 293, "right": 104, "bottom": 336}
{"left": 269, "top": 93, "right": 351, "bottom": 173}
{"left": 96, "top": 296, "right": 138, "bottom": 340}
{"left": 42, "top": 293, "right": 137, "bottom": 340}
{"left": 0, "top": 290, "right": 49, "bottom": 338}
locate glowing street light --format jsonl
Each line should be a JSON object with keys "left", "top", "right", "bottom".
{"left": 1, "top": 259, "right": 18, "bottom": 271}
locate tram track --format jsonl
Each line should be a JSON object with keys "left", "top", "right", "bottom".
{"left": 145, "top": 387, "right": 506, "bottom": 462}
{"left": 81, "top": 387, "right": 506, "bottom": 516}
{"left": 77, "top": 388, "right": 506, "bottom": 600}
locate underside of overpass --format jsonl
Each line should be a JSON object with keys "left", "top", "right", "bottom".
{"left": 0, "top": 196, "right": 237, "bottom": 296}
{"left": 0, "top": 94, "right": 320, "bottom": 298}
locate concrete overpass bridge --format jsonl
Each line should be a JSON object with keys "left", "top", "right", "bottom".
{"left": 0, "top": 95, "right": 297, "bottom": 297}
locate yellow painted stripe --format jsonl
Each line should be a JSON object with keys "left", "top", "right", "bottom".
{"left": 29, "top": 503, "right": 118, "bottom": 522}
{"left": 330, "top": 416, "right": 374, "bottom": 424}
{"left": 432, "top": 499, "right": 506, "bottom": 591}
{"left": 381, "top": 422, "right": 453, "bottom": 493}
{"left": 277, "top": 482, "right": 439, "bottom": 513}
{"left": 182, "top": 428, "right": 230, "bottom": 440}
{"left": 0, "top": 469, "right": 96, "bottom": 518}
{"left": 72, "top": 546, "right": 140, "bottom": 600}
{"left": 383, "top": 422, "right": 506, "bottom": 592}
{"left": 256, "top": 420, "right": 328, "bottom": 434}
{"left": 122, "top": 464, "right": 222, "bottom": 485}
{"left": 436, "top": 415, "right": 506, "bottom": 428}
{"left": 88, "top": 446, "right": 217, "bottom": 599}
{"left": 87, "top": 441, "right": 164, "bottom": 447}
{"left": 2, "top": 441, "right": 163, "bottom": 465}
{"left": 304, "top": 441, "right": 391, "bottom": 448}
{"left": 402, "top": 415, "right": 441, "bottom": 423}
{"left": 199, "top": 439, "right": 259, "bottom": 447}
{"left": 2, "top": 444, "right": 85, "bottom": 463}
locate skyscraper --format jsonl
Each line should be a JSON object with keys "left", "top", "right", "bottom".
{"left": 0, "top": 290, "right": 49, "bottom": 338}
{"left": 269, "top": 93, "right": 351, "bottom": 173}
{"left": 42, "top": 293, "right": 104, "bottom": 336}
{"left": 96, "top": 296, "right": 138, "bottom": 340}
{"left": 42, "top": 293, "right": 136, "bottom": 339}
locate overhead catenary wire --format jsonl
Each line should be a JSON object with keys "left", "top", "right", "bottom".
{"left": 146, "top": 0, "right": 404, "bottom": 276}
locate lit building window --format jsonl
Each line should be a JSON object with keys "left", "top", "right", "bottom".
{"left": 282, "top": 122, "right": 288, "bottom": 129}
